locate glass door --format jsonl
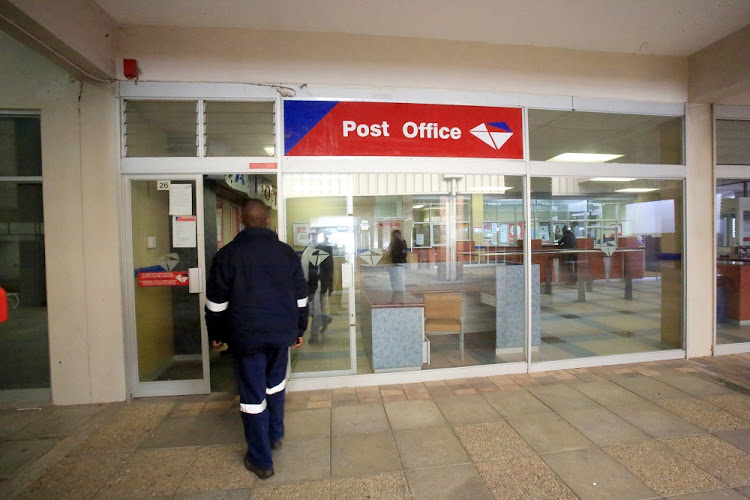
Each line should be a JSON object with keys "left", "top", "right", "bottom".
{"left": 285, "top": 195, "right": 356, "bottom": 375}
{"left": 125, "top": 175, "right": 209, "bottom": 397}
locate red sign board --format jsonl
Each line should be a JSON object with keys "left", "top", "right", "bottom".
{"left": 138, "top": 271, "right": 189, "bottom": 287}
{"left": 284, "top": 101, "right": 523, "bottom": 159}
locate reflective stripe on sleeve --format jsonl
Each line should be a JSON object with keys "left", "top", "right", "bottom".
{"left": 206, "top": 300, "right": 229, "bottom": 312}
{"left": 239, "top": 399, "right": 267, "bottom": 414}
{"left": 297, "top": 297, "right": 308, "bottom": 307}
{"left": 266, "top": 379, "right": 287, "bottom": 395}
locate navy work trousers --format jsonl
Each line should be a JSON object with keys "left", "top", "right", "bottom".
{"left": 233, "top": 346, "right": 288, "bottom": 469}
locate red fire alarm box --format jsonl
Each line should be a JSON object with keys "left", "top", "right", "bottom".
{"left": 0, "top": 288, "right": 7, "bottom": 323}
{"left": 123, "top": 59, "right": 139, "bottom": 80}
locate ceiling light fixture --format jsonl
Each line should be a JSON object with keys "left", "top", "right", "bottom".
{"left": 615, "top": 188, "right": 658, "bottom": 193}
{"left": 588, "top": 177, "right": 636, "bottom": 182}
{"left": 548, "top": 153, "right": 623, "bottom": 163}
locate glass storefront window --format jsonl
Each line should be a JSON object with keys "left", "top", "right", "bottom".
{"left": 716, "top": 179, "right": 750, "bottom": 345}
{"left": 528, "top": 110, "right": 684, "bottom": 165}
{"left": 204, "top": 101, "right": 275, "bottom": 157}
{"left": 530, "top": 176, "right": 684, "bottom": 362}
{"left": 123, "top": 100, "right": 198, "bottom": 157}
{"left": 0, "top": 115, "right": 49, "bottom": 392}
{"left": 716, "top": 120, "right": 750, "bottom": 165}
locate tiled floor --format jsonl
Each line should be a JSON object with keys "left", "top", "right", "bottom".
{"left": 2, "top": 354, "right": 750, "bottom": 499}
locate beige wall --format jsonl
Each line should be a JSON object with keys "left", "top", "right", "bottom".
{"left": 118, "top": 27, "right": 688, "bottom": 102}
{"left": 0, "top": 31, "right": 124, "bottom": 404}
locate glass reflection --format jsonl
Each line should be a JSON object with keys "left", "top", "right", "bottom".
{"left": 531, "top": 177, "right": 684, "bottom": 362}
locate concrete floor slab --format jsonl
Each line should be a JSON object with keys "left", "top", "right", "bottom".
{"left": 505, "top": 412, "right": 594, "bottom": 454}
{"left": 283, "top": 407, "right": 331, "bottom": 441}
{"left": 482, "top": 389, "right": 552, "bottom": 417}
{"left": 609, "top": 401, "right": 704, "bottom": 438}
{"left": 263, "top": 436, "right": 330, "bottom": 484}
{"left": 527, "top": 383, "right": 602, "bottom": 412}
{"left": 434, "top": 394, "right": 501, "bottom": 426}
{"left": 98, "top": 448, "right": 197, "bottom": 497}
{"left": 657, "top": 399, "right": 750, "bottom": 432}
{"left": 0, "top": 438, "right": 57, "bottom": 479}
{"left": 173, "top": 445, "right": 256, "bottom": 494}
{"left": 543, "top": 447, "right": 657, "bottom": 499}
{"left": 573, "top": 380, "right": 648, "bottom": 407}
{"left": 662, "top": 434, "right": 750, "bottom": 488}
{"left": 331, "top": 472, "right": 410, "bottom": 500}
{"left": 385, "top": 400, "right": 447, "bottom": 430}
{"left": 406, "top": 464, "right": 493, "bottom": 500}
{"left": 612, "top": 375, "right": 691, "bottom": 401}
{"left": 251, "top": 480, "right": 330, "bottom": 500}
{"left": 331, "top": 430, "right": 401, "bottom": 477}
{"left": 331, "top": 402, "right": 389, "bottom": 435}
{"left": 393, "top": 426, "right": 469, "bottom": 469}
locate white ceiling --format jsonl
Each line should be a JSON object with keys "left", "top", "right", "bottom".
{"left": 94, "top": 0, "right": 750, "bottom": 57}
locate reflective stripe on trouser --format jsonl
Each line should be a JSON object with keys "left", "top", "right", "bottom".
{"left": 233, "top": 346, "right": 289, "bottom": 470}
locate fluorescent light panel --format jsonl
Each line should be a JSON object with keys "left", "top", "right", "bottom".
{"left": 589, "top": 177, "right": 636, "bottom": 182}
{"left": 548, "top": 153, "right": 623, "bottom": 162}
{"left": 615, "top": 188, "right": 658, "bottom": 193}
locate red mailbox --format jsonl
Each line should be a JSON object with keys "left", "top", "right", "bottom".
{"left": 0, "top": 288, "right": 7, "bottom": 323}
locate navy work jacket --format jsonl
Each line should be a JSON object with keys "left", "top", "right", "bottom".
{"left": 205, "top": 227, "right": 309, "bottom": 354}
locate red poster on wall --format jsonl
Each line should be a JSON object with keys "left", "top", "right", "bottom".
{"left": 284, "top": 101, "right": 524, "bottom": 159}
{"left": 138, "top": 271, "right": 189, "bottom": 287}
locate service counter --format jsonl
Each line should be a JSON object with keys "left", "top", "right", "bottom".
{"left": 357, "top": 263, "right": 540, "bottom": 371}
{"left": 717, "top": 259, "right": 750, "bottom": 325}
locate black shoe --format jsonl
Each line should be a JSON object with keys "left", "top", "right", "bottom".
{"left": 271, "top": 438, "right": 284, "bottom": 450}
{"left": 309, "top": 334, "right": 320, "bottom": 344}
{"left": 244, "top": 456, "right": 274, "bottom": 480}
{"left": 320, "top": 316, "right": 333, "bottom": 333}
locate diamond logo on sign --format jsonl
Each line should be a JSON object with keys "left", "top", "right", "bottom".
{"left": 470, "top": 122, "right": 513, "bottom": 150}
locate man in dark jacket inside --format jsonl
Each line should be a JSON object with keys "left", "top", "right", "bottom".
{"left": 205, "top": 198, "right": 309, "bottom": 479}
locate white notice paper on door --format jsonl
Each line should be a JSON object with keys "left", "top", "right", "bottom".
{"left": 169, "top": 183, "right": 193, "bottom": 215}
{"left": 173, "top": 216, "right": 197, "bottom": 248}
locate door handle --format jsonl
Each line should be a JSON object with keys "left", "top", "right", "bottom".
{"left": 188, "top": 267, "right": 202, "bottom": 293}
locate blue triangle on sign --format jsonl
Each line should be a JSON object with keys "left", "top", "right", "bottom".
{"left": 487, "top": 122, "right": 512, "bottom": 132}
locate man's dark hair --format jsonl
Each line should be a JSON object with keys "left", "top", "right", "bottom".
{"left": 242, "top": 199, "right": 270, "bottom": 228}
{"left": 393, "top": 230, "right": 402, "bottom": 237}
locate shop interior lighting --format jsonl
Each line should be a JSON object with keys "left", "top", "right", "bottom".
{"left": 589, "top": 177, "right": 636, "bottom": 182}
{"left": 468, "top": 186, "right": 513, "bottom": 192}
{"left": 264, "top": 146, "right": 275, "bottom": 156}
{"left": 615, "top": 188, "right": 659, "bottom": 193}
{"left": 412, "top": 205, "right": 425, "bottom": 209}
{"left": 548, "top": 153, "right": 623, "bottom": 162}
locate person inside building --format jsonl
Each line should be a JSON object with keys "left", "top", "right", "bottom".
{"left": 387, "top": 229, "right": 408, "bottom": 301}
{"left": 301, "top": 232, "right": 333, "bottom": 343}
{"left": 557, "top": 225, "right": 578, "bottom": 285}
{"left": 204, "top": 198, "right": 309, "bottom": 480}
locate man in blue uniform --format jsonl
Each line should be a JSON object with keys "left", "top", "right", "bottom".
{"left": 205, "top": 198, "right": 308, "bottom": 479}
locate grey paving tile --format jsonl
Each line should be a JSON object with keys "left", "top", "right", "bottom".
{"left": 527, "top": 383, "right": 601, "bottom": 412}
{"left": 251, "top": 480, "right": 331, "bottom": 500}
{"left": 612, "top": 375, "right": 691, "bottom": 401}
{"left": 331, "top": 472, "right": 410, "bottom": 500}
{"left": 393, "top": 426, "right": 469, "bottom": 469}
{"left": 573, "top": 380, "right": 649, "bottom": 407}
{"left": 406, "top": 464, "right": 493, "bottom": 500}
{"left": 434, "top": 394, "right": 501, "bottom": 425}
{"left": 453, "top": 420, "right": 534, "bottom": 462}
{"left": 715, "top": 429, "right": 750, "bottom": 454}
{"left": 15, "top": 449, "right": 127, "bottom": 499}
{"left": 174, "top": 489, "right": 254, "bottom": 499}
{"left": 658, "top": 373, "right": 735, "bottom": 398}
{"left": 708, "top": 394, "right": 750, "bottom": 421}
{"left": 0, "top": 408, "right": 48, "bottom": 438}
{"left": 14, "top": 405, "right": 104, "bottom": 439}
{"left": 734, "top": 485, "right": 750, "bottom": 497}
{"left": 0, "top": 438, "right": 58, "bottom": 479}
{"left": 173, "top": 445, "right": 256, "bottom": 494}
{"left": 385, "top": 400, "right": 447, "bottom": 430}
{"left": 559, "top": 407, "right": 651, "bottom": 446}
{"left": 139, "top": 415, "right": 223, "bottom": 449}
{"left": 98, "top": 448, "right": 196, "bottom": 497}
{"left": 264, "top": 436, "right": 330, "bottom": 484}
{"left": 332, "top": 402, "right": 389, "bottom": 436}
{"left": 543, "top": 447, "right": 657, "bottom": 500}
{"left": 505, "top": 412, "right": 594, "bottom": 454}
{"left": 482, "top": 389, "right": 552, "bottom": 417}
{"left": 663, "top": 434, "right": 750, "bottom": 488}
{"left": 604, "top": 440, "right": 725, "bottom": 497}
{"left": 206, "top": 412, "right": 246, "bottom": 445}
{"left": 609, "top": 401, "right": 705, "bottom": 438}
{"left": 476, "top": 456, "right": 577, "bottom": 500}
{"left": 331, "top": 430, "right": 401, "bottom": 477}
{"left": 283, "top": 407, "right": 331, "bottom": 440}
